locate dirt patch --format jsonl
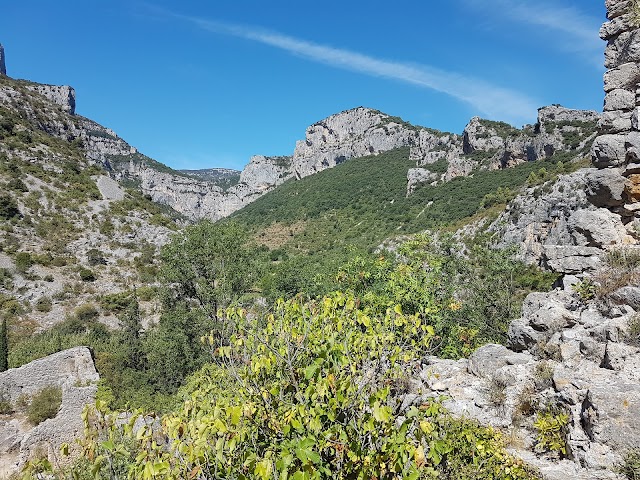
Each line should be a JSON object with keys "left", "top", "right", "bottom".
{"left": 255, "top": 221, "right": 306, "bottom": 250}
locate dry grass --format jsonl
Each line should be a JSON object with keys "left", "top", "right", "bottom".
{"left": 255, "top": 220, "right": 307, "bottom": 250}
{"left": 594, "top": 247, "right": 640, "bottom": 298}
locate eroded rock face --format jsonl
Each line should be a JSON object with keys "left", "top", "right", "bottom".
{"left": 0, "top": 44, "right": 6, "bottom": 76}
{"left": 0, "top": 347, "right": 99, "bottom": 476}
{"left": 590, "top": 1, "right": 640, "bottom": 217}
{"left": 404, "top": 284, "right": 640, "bottom": 480}
{"left": 25, "top": 85, "right": 76, "bottom": 115}
{"left": 292, "top": 107, "right": 418, "bottom": 179}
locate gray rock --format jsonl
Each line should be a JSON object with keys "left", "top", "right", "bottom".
{"left": 591, "top": 134, "right": 626, "bottom": 167}
{"left": 406, "top": 168, "right": 438, "bottom": 195}
{"left": 0, "top": 346, "right": 98, "bottom": 402}
{"left": 601, "top": 342, "right": 639, "bottom": 370}
{"left": 609, "top": 285, "right": 640, "bottom": 309}
{"left": 603, "top": 88, "right": 635, "bottom": 111}
{"left": 467, "top": 344, "right": 512, "bottom": 378}
{"left": 568, "top": 209, "right": 629, "bottom": 247}
{"left": 544, "top": 246, "right": 602, "bottom": 274}
{"left": 291, "top": 107, "right": 417, "bottom": 179}
{"left": 0, "top": 348, "right": 99, "bottom": 476}
{"left": 508, "top": 317, "right": 542, "bottom": 351}
{"left": 603, "top": 62, "right": 640, "bottom": 92}
{"left": 490, "top": 170, "right": 596, "bottom": 266}
{"left": 600, "top": 13, "right": 635, "bottom": 40}
{"left": 24, "top": 85, "right": 76, "bottom": 115}
{"left": 0, "top": 44, "right": 5, "bottom": 76}
{"left": 607, "top": 0, "right": 633, "bottom": 19}
{"left": 585, "top": 169, "right": 628, "bottom": 206}
{"left": 96, "top": 175, "right": 125, "bottom": 201}
{"left": 599, "top": 110, "right": 632, "bottom": 134}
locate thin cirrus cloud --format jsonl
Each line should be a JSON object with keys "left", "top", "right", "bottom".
{"left": 462, "top": 0, "right": 603, "bottom": 67}
{"left": 163, "top": 11, "right": 539, "bottom": 125}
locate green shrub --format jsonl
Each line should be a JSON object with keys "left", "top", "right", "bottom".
{"left": 619, "top": 448, "right": 640, "bottom": 479}
{"left": 87, "top": 248, "right": 107, "bottom": 266}
{"left": 625, "top": 314, "right": 640, "bottom": 348}
{"left": 79, "top": 267, "right": 96, "bottom": 282}
{"left": 14, "top": 252, "right": 32, "bottom": 273}
{"left": 26, "top": 385, "right": 62, "bottom": 425}
{"left": 0, "top": 195, "right": 19, "bottom": 220}
{"left": 533, "top": 407, "right": 569, "bottom": 457}
{"left": 72, "top": 294, "right": 538, "bottom": 480}
{"left": 34, "top": 297, "right": 52, "bottom": 313}
{"left": 74, "top": 304, "right": 99, "bottom": 322}
{"left": 7, "top": 177, "right": 28, "bottom": 193}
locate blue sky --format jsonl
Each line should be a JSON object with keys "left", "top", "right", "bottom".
{"left": 2, "top": 1, "right": 606, "bottom": 171}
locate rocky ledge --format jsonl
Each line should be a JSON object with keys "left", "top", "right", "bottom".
{"left": 404, "top": 279, "right": 640, "bottom": 480}
{"left": 0, "top": 347, "right": 99, "bottom": 477}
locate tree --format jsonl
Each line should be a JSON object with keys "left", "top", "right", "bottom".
{"left": 118, "top": 292, "right": 143, "bottom": 370}
{"left": 0, "top": 317, "right": 8, "bottom": 372}
{"left": 143, "top": 221, "right": 262, "bottom": 393}
{"left": 160, "top": 221, "right": 260, "bottom": 323}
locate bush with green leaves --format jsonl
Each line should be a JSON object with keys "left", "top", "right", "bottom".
{"left": 533, "top": 407, "right": 570, "bottom": 457}
{"left": 26, "top": 385, "right": 62, "bottom": 425}
{"left": 0, "top": 194, "right": 19, "bottom": 220}
{"left": 66, "top": 294, "right": 538, "bottom": 480}
{"left": 78, "top": 267, "right": 96, "bottom": 282}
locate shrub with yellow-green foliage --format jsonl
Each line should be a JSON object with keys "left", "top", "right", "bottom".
{"left": 55, "top": 294, "right": 538, "bottom": 480}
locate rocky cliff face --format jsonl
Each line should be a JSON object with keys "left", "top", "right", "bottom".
{"left": 407, "top": 106, "right": 599, "bottom": 196}
{"left": 0, "top": 348, "right": 99, "bottom": 477}
{"left": 25, "top": 84, "right": 76, "bottom": 115}
{"left": 589, "top": 0, "right": 640, "bottom": 220}
{"left": 407, "top": 282, "right": 640, "bottom": 480}
{"left": 292, "top": 107, "right": 419, "bottom": 179}
{"left": 0, "top": 44, "right": 6, "bottom": 76}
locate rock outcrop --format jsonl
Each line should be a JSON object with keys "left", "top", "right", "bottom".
{"left": 0, "top": 44, "right": 6, "bottom": 76}
{"left": 25, "top": 84, "right": 76, "bottom": 115}
{"left": 0, "top": 347, "right": 99, "bottom": 477}
{"left": 589, "top": 0, "right": 640, "bottom": 218}
{"left": 292, "top": 107, "right": 418, "bottom": 179}
{"left": 404, "top": 283, "right": 640, "bottom": 480}
{"left": 408, "top": 106, "right": 599, "bottom": 194}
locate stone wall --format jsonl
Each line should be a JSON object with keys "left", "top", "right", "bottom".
{"left": 590, "top": 0, "right": 640, "bottom": 218}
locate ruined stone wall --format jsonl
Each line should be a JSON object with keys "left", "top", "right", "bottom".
{"left": 591, "top": 0, "right": 640, "bottom": 217}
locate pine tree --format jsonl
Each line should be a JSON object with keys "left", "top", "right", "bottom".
{"left": 119, "top": 293, "right": 142, "bottom": 370}
{"left": 0, "top": 317, "right": 8, "bottom": 372}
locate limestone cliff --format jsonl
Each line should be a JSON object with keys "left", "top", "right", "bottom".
{"left": 292, "top": 107, "right": 419, "bottom": 179}
{"left": 0, "top": 44, "right": 6, "bottom": 76}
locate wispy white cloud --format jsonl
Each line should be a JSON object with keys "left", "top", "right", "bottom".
{"left": 462, "top": 0, "right": 603, "bottom": 67}
{"left": 158, "top": 9, "right": 539, "bottom": 124}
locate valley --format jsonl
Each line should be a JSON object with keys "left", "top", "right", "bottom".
{"left": 1, "top": 2, "right": 640, "bottom": 478}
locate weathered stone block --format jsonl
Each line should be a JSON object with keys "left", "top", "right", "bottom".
{"left": 585, "top": 169, "right": 628, "bottom": 206}
{"left": 607, "top": 0, "right": 632, "bottom": 20}
{"left": 600, "top": 13, "right": 635, "bottom": 40}
{"left": 591, "top": 134, "right": 626, "bottom": 166}
{"left": 604, "top": 62, "right": 640, "bottom": 92}
{"left": 604, "top": 88, "right": 635, "bottom": 111}
{"left": 599, "top": 109, "right": 632, "bottom": 133}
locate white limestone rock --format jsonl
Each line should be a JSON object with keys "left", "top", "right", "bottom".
{"left": 25, "top": 84, "right": 76, "bottom": 115}
{"left": 291, "top": 107, "right": 418, "bottom": 179}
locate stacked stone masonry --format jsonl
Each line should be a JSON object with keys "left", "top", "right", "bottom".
{"left": 591, "top": 0, "right": 640, "bottom": 217}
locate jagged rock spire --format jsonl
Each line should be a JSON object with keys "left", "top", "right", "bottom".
{"left": 0, "top": 44, "right": 6, "bottom": 76}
